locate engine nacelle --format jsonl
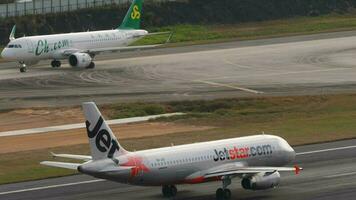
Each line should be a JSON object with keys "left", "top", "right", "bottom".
{"left": 241, "top": 171, "right": 280, "bottom": 190}
{"left": 69, "top": 53, "right": 92, "bottom": 68}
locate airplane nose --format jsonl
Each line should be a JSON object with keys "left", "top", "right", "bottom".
{"left": 278, "top": 137, "right": 296, "bottom": 163}
{"left": 1, "top": 49, "right": 5, "bottom": 58}
{"left": 1, "top": 48, "right": 13, "bottom": 60}
{"left": 288, "top": 148, "right": 296, "bottom": 162}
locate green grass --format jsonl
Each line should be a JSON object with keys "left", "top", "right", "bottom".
{"left": 135, "top": 14, "right": 356, "bottom": 46}
{"left": 106, "top": 102, "right": 167, "bottom": 118}
{"left": 2, "top": 94, "right": 356, "bottom": 184}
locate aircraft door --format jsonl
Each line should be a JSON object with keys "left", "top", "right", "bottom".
{"left": 26, "top": 39, "right": 34, "bottom": 54}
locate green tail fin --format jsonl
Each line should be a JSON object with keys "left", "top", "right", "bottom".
{"left": 118, "top": 0, "right": 143, "bottom": 30}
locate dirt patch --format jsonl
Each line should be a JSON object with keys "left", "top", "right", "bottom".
{"left": 0, "top": 107, "right": 84, "bottom": 132}
{"left": 0, "top": 122, "right": 213, "bottom": 154}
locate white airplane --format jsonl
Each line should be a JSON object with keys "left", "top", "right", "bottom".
{"left": 41, "top": 102, "right": 302, "bottom": 200}
{"left": 1, "top": 0, "right": 167, "bottom": 73}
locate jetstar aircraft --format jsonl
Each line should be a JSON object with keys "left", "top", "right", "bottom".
{"left": 41, "top": 102, "right": 302, "bottom": 200}
{"left": 1, "top": 0, "right": 168, "bottom": 73}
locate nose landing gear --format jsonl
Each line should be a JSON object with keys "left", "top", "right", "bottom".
{"left": 19, "top": 62, "right": 27, "bottom": 73}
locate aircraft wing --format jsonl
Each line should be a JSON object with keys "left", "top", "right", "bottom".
{"left": 40, "top": 161, "right": 82, "bottom": 170}
{"left": 204, "top": 165, "right": 302, "bottom": 178}
{"left": 51, "top": 152, "right": 92, "bottom": 161}
{"left": 60, "top": 32, "right": 172, "bottom": 56}
{"left": 59, "top": 44, "right": 164, "bottom": 57}
{"left": 86, "top": 44, "right": 163, "bottom": 54}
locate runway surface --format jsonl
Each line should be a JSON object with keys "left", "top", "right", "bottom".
{"left": 0, "top": 139, "right": 355, "bottom": 200}
{"left": 1, "top": 31, "right": 356, "bottom": 109}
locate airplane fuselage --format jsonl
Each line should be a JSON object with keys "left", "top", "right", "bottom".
{"left": 1, "top": 29, "right": 148, "bottom": 63}
{"left": 79, "top": 135, "right": 295, "bottom": 186}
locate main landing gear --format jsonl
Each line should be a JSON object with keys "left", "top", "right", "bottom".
{"left": 162, "top": 185, "right": 177, "bottom": 198}
{"left": 86, "top": 62, "right": 95, "bottom": 69}
{"left": 216, "top": 176, "right": 232, "bottom": 200}
{"left": 51, "top": 60, "right": 61, "bottom": 68}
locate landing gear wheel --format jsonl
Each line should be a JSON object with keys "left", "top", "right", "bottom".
{"left": 216, "top": 188, "right": 231, "bottom": 200}
{"left": 86, "top": 62, "right": 95, "bottom": 69}
{"left": 51, "top": 60, "right": 61, "bottom": 68}
{"left": 20, "top": 67, "right": 27, "bottom": 73}
{"left": 223, "top": 189, "right": 231, "bottom": 199}
{"left": 162, "top": 185, "right": 177, "bottom": 198}
{"left": 170, "top": 185, "right": 177, "bottom": 197}
{"left": 216, "top": 188, "right": 224, "bottom": 200}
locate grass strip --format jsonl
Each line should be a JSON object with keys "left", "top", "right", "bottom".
{"left": 135, "top": 13, "right": 356, "bottom": 46}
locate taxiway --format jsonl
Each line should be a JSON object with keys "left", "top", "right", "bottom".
{"left": 1, "top": 31, "right": 356, "bottom": 109}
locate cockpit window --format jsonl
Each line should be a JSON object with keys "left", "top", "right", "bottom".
{"left": 7, "top": 44, "right": 22, "bottom": 48}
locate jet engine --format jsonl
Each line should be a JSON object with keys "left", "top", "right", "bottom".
{"left": 241, "top": 171, "right": 280, "bottom": 190}
{"left": 69, "top": 53, "right": 94, "bottom": 68}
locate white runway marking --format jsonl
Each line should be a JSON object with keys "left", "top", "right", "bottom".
{"left": 325, "top": 172, "right": 356, "bottom": 178}
{"left": 296, "top": 145, "right": 356, "bottom": 155}
{"left": 195, "top": 80, "right": 264, "bottom": 94}
{"left": 205, "top": 67, "right": 351, "bottom": 81}
{"left": 222, "top": 59, "right": 252, "bottom": 69}
{"left": 0, "top": 179, "right": 105, "bottom": 195}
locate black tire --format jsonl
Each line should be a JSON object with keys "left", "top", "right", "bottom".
{"left": 20, "top": 67, "right": 27, "bottom": 73}
{"left": 216, "top": 188, "right": 224, "bottom": 200}
{"left": 162, "top": 185, "right": 170, "bottom": 198}
{"left": 170, "top": 185, "right": 177, "bottom": 197}
{"left": 51, "top": 60, "right": 56, "bottom": 68}
{"left": 86, "top": 62, "right": 95, "bottom": 69}
{"left": 51, "top": 60, "right": 61, "bottom": 68}
{"left": 162, "top": 185, "right": 177, "bottom": 198}
{"left": 223, "top": 189, "right": 231, "bottom": 200}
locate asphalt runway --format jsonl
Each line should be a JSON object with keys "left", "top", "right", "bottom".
{"left": 0, "top": 139, "right": 355, "bottom": 200}
{"left": 1, "top": 31, "right": 356, "bottom": 109}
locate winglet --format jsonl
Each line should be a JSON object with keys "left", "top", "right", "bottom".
{"left": 294, "top": 165, "right": 302, "bottom": 175}
{"left": 165, "top": 32, "right": 174, "bottom": 44}
{"left": 9, "top": 25, "right": 16, "bottom": 41}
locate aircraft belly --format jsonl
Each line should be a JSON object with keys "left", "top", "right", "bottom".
{"left": 135, "top": 165, "right": 196, "bottom": 186}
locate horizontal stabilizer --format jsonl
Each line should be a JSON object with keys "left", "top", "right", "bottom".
{"left": 40, "top": 161, "right": 82, "bottom": 170}
{"left": 51, "top": 152, "right": 92, "bottom": 161}
{"left": 146, "top": 31, "right": 172, "bottom": 36}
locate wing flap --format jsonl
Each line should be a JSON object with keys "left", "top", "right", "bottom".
{"left": 40, "top": 161, "right": 81, "bottom": 170}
